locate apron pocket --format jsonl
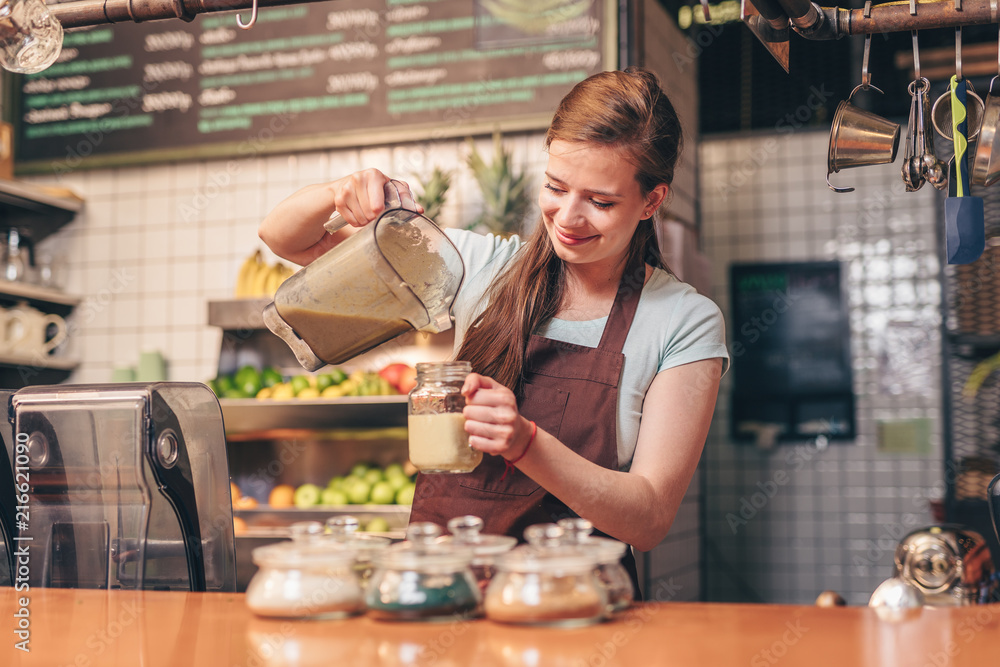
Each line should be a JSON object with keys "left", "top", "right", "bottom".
{"left": 456, "top": 382, "right": 569, "bottom": 496}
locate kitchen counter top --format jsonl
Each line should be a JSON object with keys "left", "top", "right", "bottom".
{"left": 1, "top": 587, "right": 997, "bottom": 666}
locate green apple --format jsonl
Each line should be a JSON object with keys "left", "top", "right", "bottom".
{"left": 384, "top": 463, "right": 405, "bottom": 479}
{"left": 365, "top": 517, "right": 391, "bottom": 533}
{"left": 293, "top": 483, "right": 322, "bottom": 508}
{"left": 370, "top": 481, "right": 396, "bottom": 505}
{"left": 363, "top": 468, "right": 384, "bottom": 485}
{"left": 350, "top": 462, "right": 371, "bottom": 478}
{"left": 395, "top": 482, "right": 416, "bottom": 506}
{"left": 321, "top": 488, "right": 349, "bottom": 506}
{"left": 326, "top": 476, "right": 346, "bottom": 491}
{"left": 387, "top": 474, "right": 409, "bottom": 492}
{"left": 346, "top": 480, "right": 371, "bottom": 505}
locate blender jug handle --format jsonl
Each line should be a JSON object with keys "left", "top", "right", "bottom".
{"left": 323, "top": 179, "right": 417, "bottom": 234}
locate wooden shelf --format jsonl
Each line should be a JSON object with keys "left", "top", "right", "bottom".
{"left": 0, "top": 353, "right": 79, "bottom": 388}
{"left": 0, "top": 280, "right": 81, "bottom": 316}
{"left": 0, "top": 180, "right": 83, "bottom": 243}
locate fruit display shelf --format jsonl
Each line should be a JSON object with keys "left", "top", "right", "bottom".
{"left": 219, "top": 395, "right": 408, "bottom": 440}
{"left": 235, "top": 504, "right": 410, "bottom": 536}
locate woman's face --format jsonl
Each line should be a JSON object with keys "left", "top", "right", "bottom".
{"left": 539, "top": 140, "right": 666, "bottom": 273}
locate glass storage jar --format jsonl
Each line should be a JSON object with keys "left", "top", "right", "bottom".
{"left": 407, "top": 361, "right": 482, "bottom": 473}
{"left": 441, "top": 515, "right": 516, "bottom": 593}
{"left": 324, "top": 516, "right": 391, "bottom": 587}
{"left": 557, "top": 518, "right": 634, "bottom": 615}
{"left": 484, "top": 524, "right": 606, "bottom": 627}
{"left": 365, "top": 522, "right": 481, "bottom": 621}
{"left": 245, "top": 522, "right": 364, "bottom": 619}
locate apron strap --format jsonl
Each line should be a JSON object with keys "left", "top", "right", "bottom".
{"left": 598, "top": 250, "right": 646, "bottom": 353}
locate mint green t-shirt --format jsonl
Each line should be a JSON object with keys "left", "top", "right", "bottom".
{"left": 445, "top": 229, "right": 730, "bottom": 472}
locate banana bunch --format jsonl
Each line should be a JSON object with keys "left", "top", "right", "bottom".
{"left": 235, "top": 250, "right": 296, "bottom": 298}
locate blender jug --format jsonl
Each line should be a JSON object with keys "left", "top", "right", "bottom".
{"left": 263, "top": 192, "right": 465, "bottom": 371}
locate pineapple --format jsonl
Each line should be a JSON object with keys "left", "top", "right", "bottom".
{"left": 465, "top": 131, "right": 531, "bottom": 237}
{"left": 414, "top": 166, "right": 452, "bottom": 222}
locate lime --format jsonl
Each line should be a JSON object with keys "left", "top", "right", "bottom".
{"left": 328, "top": 368, "right": 348, "bottom": 384}
{"left": 365, "top": 517, "right": 391, "bottom": 533}
{"left": 293, "top": 483, "right": 322, "bottom": 508}
{"left": 363, "top": 468, "right": 383, "bottom": 485}
{"left": 261, "top": 367, "right": 283, "bottom": 388}
{"left": 215, "top": 374, "right": 235, "bottom": 394}
{"left": 235, "top": 365, "right": 260, "bottom": 388}
{"left": 222, "top": 388, "right": 250, "bottom": 399}
{"left": 315, "top": 374, "right": 335, "bottom": 393}
{"left": 346, "top": 480, "right": 371, "bottom": 505}
{"left": 350, "top": 462, "right": 371, "bottom": 478}
{"left": 240, "top": 374, "right": 263, "bottom": 398}
{"left": 395, "top": 482, "right": 416, "bottom": 506}
{"left": 290, "top": 375, "right": 311, "bottom": 396}
{"left": 370, "top": 481, "right": 396, "bottom": 505}
{"left": 321, "top": 488, "right": 349, "bottom": 506}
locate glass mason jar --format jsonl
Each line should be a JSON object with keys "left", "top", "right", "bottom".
{"left": 245, "top": 522, "right": 364, "bottom": 619}
{"left": 407, "top": 361, "right": 482, "bottom": 473}
{"left": 557, "top": 518, "right": 634, "bottom": 615}
{"left": 484, "top": 524, "right": 607, "bottom": 627}
{"left": 365, "top": 522, "right": 481, "bottom": 621}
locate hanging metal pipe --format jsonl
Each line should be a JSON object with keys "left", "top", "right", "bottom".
{"left": 49, "top": 0, "right": 325, "bottom": 29}
{"left": 827, "top": 0, "right": 1000, "bottom": 36}
{"left": 749, "top": 0, "right": 790, "bottom": 30}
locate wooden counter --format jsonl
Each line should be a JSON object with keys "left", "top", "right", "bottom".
{"left": 1, "top": 587, "right": 997, "bottom": 666}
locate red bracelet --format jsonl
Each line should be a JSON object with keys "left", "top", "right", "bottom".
{"left": 500, "top": 420, "right": 536, "bottom": 481}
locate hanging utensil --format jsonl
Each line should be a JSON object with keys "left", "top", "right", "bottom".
{"left": 944, "top": 47, "right": 986, "bottom": 264}
{"left": 932, "top": 25, "right": 985, "bottom": 145}
{"left": 972, "top": 24, "right": 1000, "bottom": 187}
{"left": 826, "top": 31, "right": 900, "bottom": 193}
{"left": 902, "top": 32, "right": 946, "bottom": 192}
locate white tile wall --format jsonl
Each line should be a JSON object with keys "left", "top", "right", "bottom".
{"left": 700, "top": 130, "right": 944, "bottom": 605}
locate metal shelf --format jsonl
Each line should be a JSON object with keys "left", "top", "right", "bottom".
{"left": 220, "top": 396, "right": 408, "bottom": 438}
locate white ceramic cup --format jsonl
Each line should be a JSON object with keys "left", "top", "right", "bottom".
{"left": 5, "top": 303, "right": 67, "bottom": 356}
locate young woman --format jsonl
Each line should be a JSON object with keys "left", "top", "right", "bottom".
{"left": 259, "top": 67, "right": 729, "bottom": 595}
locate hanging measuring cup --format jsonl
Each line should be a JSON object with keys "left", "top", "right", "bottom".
{"left": 263, "top": 181, "right": 465, "bottom": 371}
{"left": 827, "top": 29, "right": 900, "bottom": 193}
{"left": 972, "top": 24, "right": 1000, "bottom": 187}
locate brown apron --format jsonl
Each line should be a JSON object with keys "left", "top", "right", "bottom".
{"left": 410, "top": 255, "right": 647, "bottom": 599}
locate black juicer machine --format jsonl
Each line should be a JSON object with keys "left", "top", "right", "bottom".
{"left": 0, "top": 383, "right": 236, "bottom": 591}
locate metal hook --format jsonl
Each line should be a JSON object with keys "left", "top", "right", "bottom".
{"left": 910, "top": 0, "right": 917, "bottom": 16}
{"left": 956, "top": 26, "right": 963, "bottom": 80}
{"left": 237, "top": 0, "right": 257, "bottom": 29}
{"left": 862, "top": 33, "right": 872, "bottom": 89}
{"left": 912, "top": 30, "right": 921, "bottom": 80}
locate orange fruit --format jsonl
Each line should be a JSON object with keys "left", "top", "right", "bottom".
{"left": 268, "top": 484, "right": 296, "bottom": 508}
{"left": 230, "top": 481, "right": 241, "bottom": 501}
{"left": 234, "top": 495, "right": 258, "bottom": 509}
{"left": 233, "top": 516, "right": 248, "bottom": 535}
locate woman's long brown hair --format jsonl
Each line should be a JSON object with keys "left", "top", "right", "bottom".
{"left": 456, "top": 67, "right": 684, "bottom": 396}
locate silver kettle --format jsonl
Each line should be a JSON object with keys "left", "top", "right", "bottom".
{"left": 893, "top": 524, "right": 997, "bottom": 605}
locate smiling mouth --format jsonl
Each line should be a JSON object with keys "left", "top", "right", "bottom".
{"left": 554, "top": 228, "right": 597, "bottom": 245}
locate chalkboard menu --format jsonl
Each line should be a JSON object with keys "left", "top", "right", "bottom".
{"left": 729, "top": 261, "right": 855, "bottom": 444}
{"left": 16, "top": 0, "right": 614, "bottom": 172}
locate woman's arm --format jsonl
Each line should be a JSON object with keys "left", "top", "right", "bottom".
{"left": 462, "top": 357, "right": 723, "bottom": 551}
{"left": 258, "top": 169, "right": 419, "bottom": 266}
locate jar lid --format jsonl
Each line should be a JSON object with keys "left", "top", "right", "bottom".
{"left": 557, "top": 518, "right": 627, "bottom": 564}
{"left": 495, "top": 524, "right": 599, "bottom": 574}
{"left": 441, "top": 515, "right": 517, "bottom": 557}
{"left": 323, "top": 516, "right": 392, "bottom": 555}
{"left": 375, "top": 522, "right": 474, "bottom": 570}
{"left": 251, "top": 540, "right": 357, "bottom": 569}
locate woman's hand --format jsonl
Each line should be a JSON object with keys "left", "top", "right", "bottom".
{"left": 258, "top": 169, "right": 420, "bottom": 266}
{"left": 461, "top": 373, "right": 534, "bottom": 460}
